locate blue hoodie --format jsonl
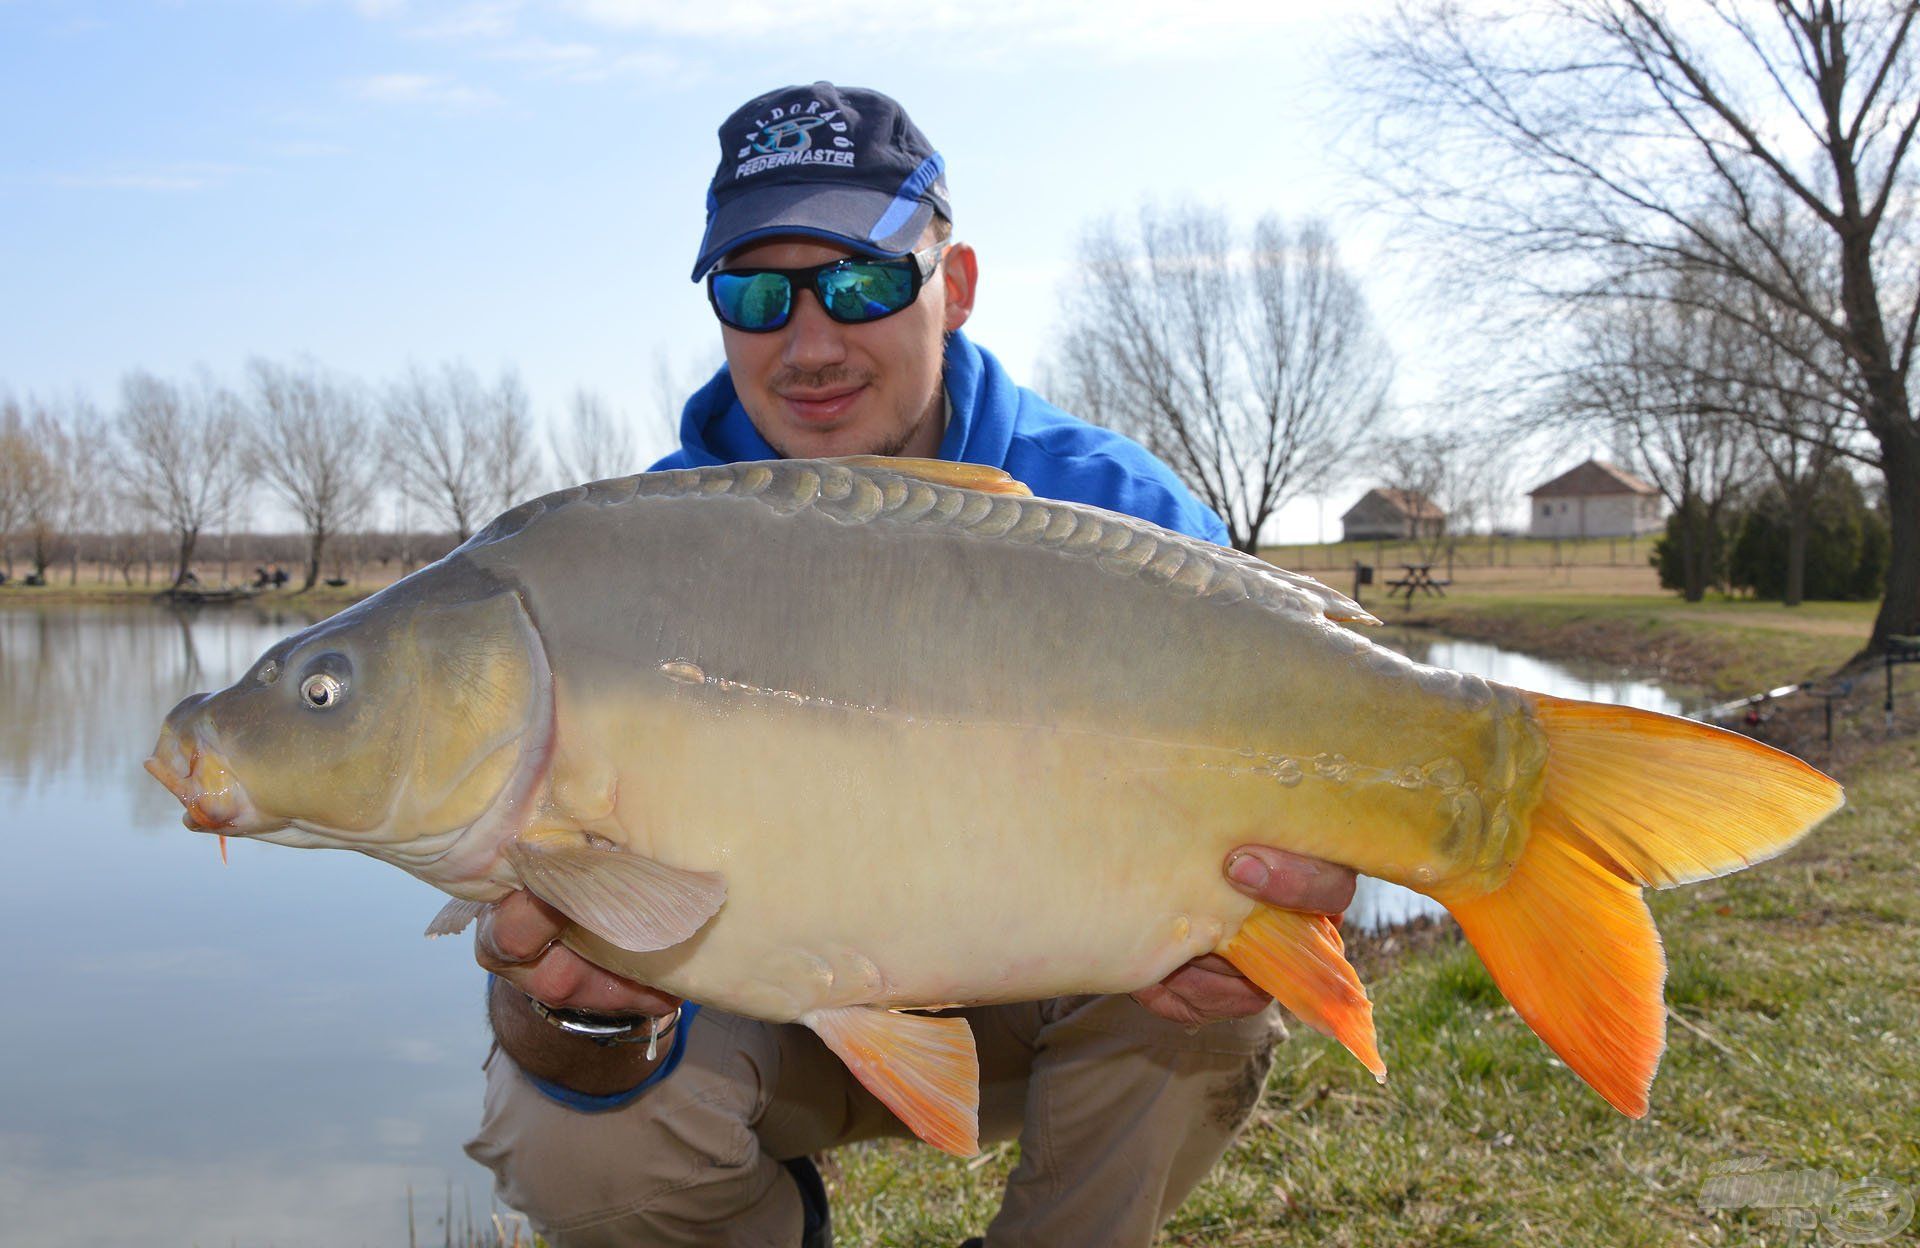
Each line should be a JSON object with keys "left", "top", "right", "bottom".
{"left": 521, "top": 333, "right": 1226, "bottom": 1114}
{"left": 649, "top": 330, "right": 1230, "bottom": 545}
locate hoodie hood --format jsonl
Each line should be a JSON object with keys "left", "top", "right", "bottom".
{"left": 664, "top": 330, "right": 1013, "bottom": 470}
{"left": 652, "top": 329, "right": 1230, "bottom": 546}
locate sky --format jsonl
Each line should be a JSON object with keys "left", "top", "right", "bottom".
{"left": 0, "top": 0, "right": 1499, "bottom": 541}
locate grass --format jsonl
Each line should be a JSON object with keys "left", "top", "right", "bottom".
{"left": 1258, "top": 533, "right": 1663, "bottom": 576}
{"left": 823, "top": 735, "right": 1920, "bottom": 1246}
{"left": 1362, "top": 590, "right": 1881, "bottom": 698}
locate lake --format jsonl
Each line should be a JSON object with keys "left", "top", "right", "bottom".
{"left": 0, "top": 603, "right": 1695, "bottom": 1246}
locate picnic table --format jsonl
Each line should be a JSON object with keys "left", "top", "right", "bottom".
{"left": 1384, "top": 563, "right": 1451, "bottom": 600}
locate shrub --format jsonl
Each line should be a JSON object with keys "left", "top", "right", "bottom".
{"left": 1651, "top": 497, "right": 1732, "bottom": 595}
{"left": 1728, "top": 471, "right": 1888, "bottom": 601}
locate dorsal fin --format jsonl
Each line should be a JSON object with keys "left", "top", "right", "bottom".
{"left": 831, "top": 456, "right": 1033, "bottom": 497}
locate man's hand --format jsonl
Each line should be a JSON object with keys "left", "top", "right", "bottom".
{"left": 477, "top": 891, "right": 681, "bottom": 1096}
{"left": 1130, "top": 847, "right": 1357, "bottom": 1028}
{"left": 477, "top": 890, "right": 681, "bottom": 1016}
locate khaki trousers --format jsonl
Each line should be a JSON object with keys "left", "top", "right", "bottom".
{"left": 466, "top": 995, "right": 1283, "bottom": 1247}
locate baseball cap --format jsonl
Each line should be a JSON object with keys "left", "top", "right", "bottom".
{"left": 690, "top": 82, "right": 950, "bottom": 281}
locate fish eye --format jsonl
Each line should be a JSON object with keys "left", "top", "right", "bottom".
{"left": 300, "top": 672, "right": 346, "bottom": 710}
{"left": 257, "top": 660, "right": 280, "bottom": 686}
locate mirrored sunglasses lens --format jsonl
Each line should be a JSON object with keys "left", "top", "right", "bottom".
{"left": 712, "top": 272, "right": 792, "bottom": 329}
{"left": 819, "top": 264, "right": 915, "bottom": 322}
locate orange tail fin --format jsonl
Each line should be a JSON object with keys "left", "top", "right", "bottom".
{"left": 1446, "top": 694, "right": 1843, "bottom": 1116}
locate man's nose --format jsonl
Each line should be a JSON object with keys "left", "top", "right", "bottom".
{"left": 780, "top": 291, "right": 849, "bottom": 372}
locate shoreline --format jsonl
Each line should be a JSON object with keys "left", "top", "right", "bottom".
{"left": 0, "top": 584, "right": 377, "bottom": 611}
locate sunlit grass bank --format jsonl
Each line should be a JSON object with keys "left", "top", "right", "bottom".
{"left": 1381, "top": 591, "right": 1880, "bottom": 697}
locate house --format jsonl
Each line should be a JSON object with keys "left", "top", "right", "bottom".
{"left": 1341, "top": 488, "right": 1446, "bottom": 542}
{"left": 1527, "top": 459, "right": 1663, "bottom": 538}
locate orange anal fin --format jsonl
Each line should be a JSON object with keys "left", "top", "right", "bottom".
{"left": 1445, "top": 818, "right": 1667, "bottom": 1117}
{"left": 1218, "top": 905, "right": 1384, "bottom": 1081}
{"left": 218, "top": 835, "right": 228, "bottom": 866}
{"left": 802, "top": 1005, "right": 980, "bottom": 1156}
{"left": 831, "top": 455, "right": 1033, "bottom": 496}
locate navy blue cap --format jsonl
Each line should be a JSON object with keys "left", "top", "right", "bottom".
{"left": 691, "top": 82, "right": 949, "bottom": 281}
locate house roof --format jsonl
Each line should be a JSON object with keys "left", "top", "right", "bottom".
{"left": 1528, "top": 459, "right": 1658, "bottom": 498}
{"left": 1341, "top": 487, "right": 1445, "bottom": 523}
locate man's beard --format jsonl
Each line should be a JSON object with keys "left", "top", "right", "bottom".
{"left": 764, "top": 348, "right": 947, "bottom": 459}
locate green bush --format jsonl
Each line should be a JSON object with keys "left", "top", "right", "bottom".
{"left": 1728, "top": 471, "right": 1888, "bottom": 601}
{"left": 1651, "top": 497, "right": 1732, "bottom": 594}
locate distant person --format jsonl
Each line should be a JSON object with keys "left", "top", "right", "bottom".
{"left": 466, "top": 82, "right": 1357, "bottom": 1248}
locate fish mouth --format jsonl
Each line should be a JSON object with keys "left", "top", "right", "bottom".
{"left": 145, "top": 723, "right": 270, "bottom": 835}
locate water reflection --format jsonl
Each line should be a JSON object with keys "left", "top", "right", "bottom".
{"left": 1372, "top": 627, "right": 1698, "bottom": 718}
{"left": 0, "top": 603, "right": 499, "bottom": 1248}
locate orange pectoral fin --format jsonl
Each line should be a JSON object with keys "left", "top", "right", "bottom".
{"left": 1219, "top": 904, "right": 1385, "bottom": 1081}
{"left": 802, "top": 1005, "right": 980, "bottom": 1156}
{"left": 504, "top": 835, "right": 726, "bottom": 954}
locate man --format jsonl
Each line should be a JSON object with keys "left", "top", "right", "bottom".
{"left": 467, "top": 82, "right": 1358, "bottom": 1247}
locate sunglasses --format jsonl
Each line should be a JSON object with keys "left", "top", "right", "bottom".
{"left": 708, "top": 244, "right": 949, "bottom": 333}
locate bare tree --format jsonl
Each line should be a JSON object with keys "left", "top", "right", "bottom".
{"left": 1724, "top": 278, "right": 1857, "bottom": 604}
{"left": 116, "top": 371, "right": 248, "bottom": 588}
{"left": 649, "top": 347, "right": 726, "bottom": 456}
{"left": 550, "top": 389, "right": 641, "bottom": 485}
{"left": 0, "top": 396, "right": 26, "bottom": 577}
{"left": 54, "top": 395, "right": 106, "bottom": 585}
{"left": 1357, "top": 0, "right": 1920, "bottom": 653}
{"left": 383, "top": 364, "right": 491, "bottom": 544}
{"left": 1558, "top": 290, "right": 1758, "bottom": 600}
{"left": 246, "top": 358, "right": 377, "bottom": 591}
{"left": 384, "top": 363, "right": 544, "bottom": 543}
{"left": 486, "top": 368, "right": 542, "bottom": 512}
{"left": 1047, "top": 206, "right": 1391, "bottom": 552}
{"left": 1370, "top": 428, "right": 1488, "bottom": 567}
{"left": 17, "top": 399, "right": 69, "bottom": 580}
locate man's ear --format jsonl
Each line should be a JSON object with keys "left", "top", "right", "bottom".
{"left": 941, "top": 242, "right": 978, "bottom": 332}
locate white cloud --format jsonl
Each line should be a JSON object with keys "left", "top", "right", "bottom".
{"left": 44, "top": 163, "right": 241, "bottom": 192}
{"left": 348, "top": 72, "right": 500, "bottom": 111}
{"left": 461, "top": 35, "right": 700, "bottom": 87}
{"left": 328, "top": 0, "right": 1389, "bottom": 72}
{"left": 559, "top": 0, "right": 1378, "bottom": 59}
{"left": 265, "top": 138, "right": 354, "bottom": 158}
{"left": 485, "top": 36, "right": 600, "bottom": 66}
{"left": 406, "top": 0, "right": 524, "bottom": 40}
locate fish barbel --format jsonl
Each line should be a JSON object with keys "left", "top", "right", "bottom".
{"left": 144, "top": 457, "right": 1842, "bottom": 1154}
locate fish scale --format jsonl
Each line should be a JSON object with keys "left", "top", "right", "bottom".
{"left": 471, "top": 459, "right": 1366, "bottom": 628}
